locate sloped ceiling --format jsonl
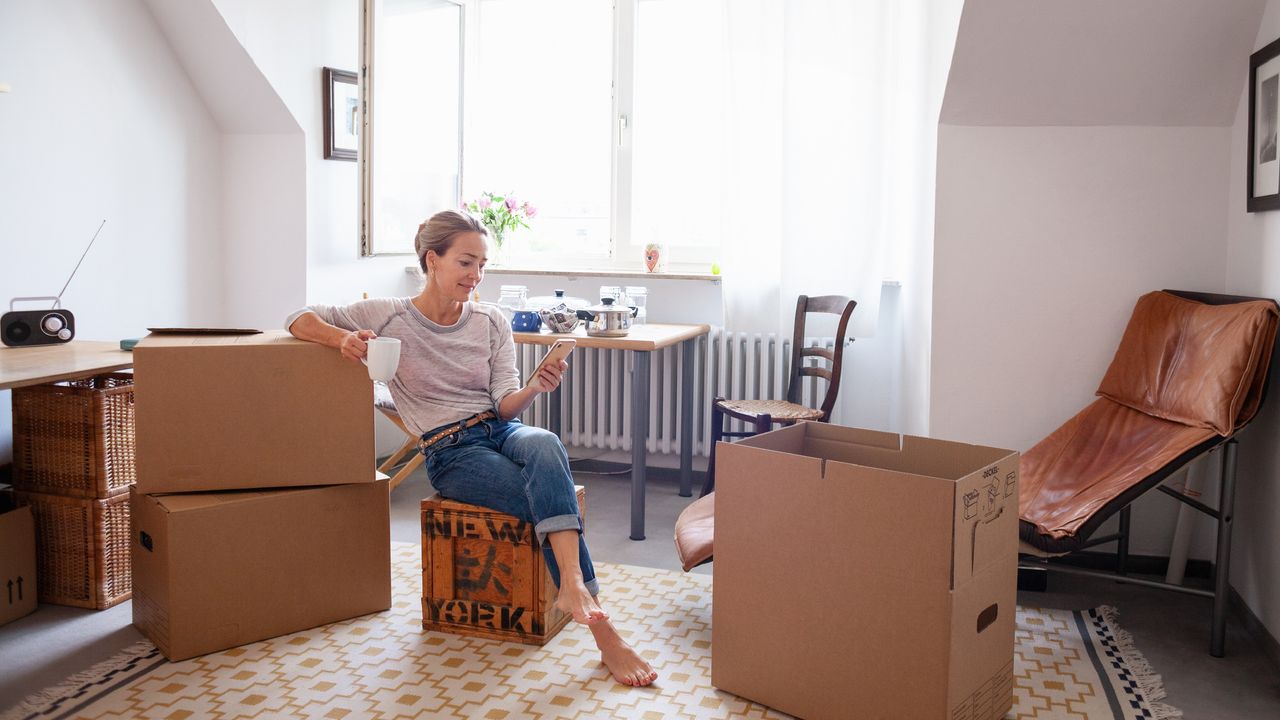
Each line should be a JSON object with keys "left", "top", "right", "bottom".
{"left": 942, "top": 0, "right": 1267, "bottom": 126}
{"left": 143, "top": 0, "right": 297, "bottom": 133}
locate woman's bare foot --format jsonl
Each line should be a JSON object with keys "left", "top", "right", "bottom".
{"left": 554, "top": 578, "right": 608, "bottom": 624}
{"left": 590, "top": 620, "right": 658, "bottom": 687}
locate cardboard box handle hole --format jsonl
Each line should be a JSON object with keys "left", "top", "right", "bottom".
{"left": 976, "top": 603, "right": 998, "bottom": 633}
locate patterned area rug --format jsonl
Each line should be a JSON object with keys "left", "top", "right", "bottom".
{"left": 4, "top": 543, "right": 1178, "bottom": 720}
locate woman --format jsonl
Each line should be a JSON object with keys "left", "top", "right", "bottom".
{"left": 286, "top": 209, "right": 657, "bottom": 687}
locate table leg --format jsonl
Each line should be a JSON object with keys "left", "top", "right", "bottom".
{"left": 679, "top": 338, "right": 695, "bottom": 497}
{"left": 630, "top": 350, "right": 651, "bottom": 540}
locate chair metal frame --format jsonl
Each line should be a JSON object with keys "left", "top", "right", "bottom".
{"left": 701, "top": 294, "right": 856, "bottom": 496}
{"left": 1018, "top": 289, "right": 1278, "bottom": 658}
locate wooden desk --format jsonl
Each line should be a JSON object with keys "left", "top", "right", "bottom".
{"left": 513, "top": 323, "right": 711, "bottom": 540}
{"left": 0, "top": 341, "right": 133, "bottom": 391}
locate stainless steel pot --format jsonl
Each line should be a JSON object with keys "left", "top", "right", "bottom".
{"left": 576, "top": 297, "right": 638, "bottom": 337}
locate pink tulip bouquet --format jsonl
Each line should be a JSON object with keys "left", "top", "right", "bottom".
{"left": 460, "top": 192, "right": 537, "bottom": 250}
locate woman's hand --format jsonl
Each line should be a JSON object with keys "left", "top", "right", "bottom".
{"left": 528, "top": 359, "right": 569, "bottom": 394}
{"left": 339, "top": 329, "right": 378, "bottom": 362}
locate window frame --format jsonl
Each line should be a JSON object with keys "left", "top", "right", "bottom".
{"left": 360, "top": 0, "right": 716, "bottom": 272}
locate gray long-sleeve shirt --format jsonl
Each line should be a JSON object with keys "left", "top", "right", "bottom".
{"left": 286, "top": 298, "right": 521, "bottom": 438}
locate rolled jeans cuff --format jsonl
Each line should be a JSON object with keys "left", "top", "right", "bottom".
{"left": 534, "top": 514, "right": 582, "bottom": 545}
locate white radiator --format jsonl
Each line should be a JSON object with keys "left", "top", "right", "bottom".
{"left": 516, "top": 328, "right": 838, "bottom": 457}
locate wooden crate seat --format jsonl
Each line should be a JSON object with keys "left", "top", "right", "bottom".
{"left": 420, "top": 486, "right": 585, "bottom": 645}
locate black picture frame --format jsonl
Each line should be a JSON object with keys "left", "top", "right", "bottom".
{"left": 323, "top": 67, "right": 359, "bottom": 162}
{"left": 1248, "top": 38, "right": 1280, "bottom": 212}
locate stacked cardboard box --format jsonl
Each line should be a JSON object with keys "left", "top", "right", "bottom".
{"left": 131, "top": 331, "right": 391, "bottom": 661}
{"left": 11, "top": 373, "right": 136, "bottom": 610}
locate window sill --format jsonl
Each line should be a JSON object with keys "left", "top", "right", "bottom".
{"left": 403, "top": 265, "right": 722, "bottom": 282}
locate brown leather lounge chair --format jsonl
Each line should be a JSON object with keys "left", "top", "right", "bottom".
{"left": 1019, "top": 289, "right": 1279, "bottom": 657}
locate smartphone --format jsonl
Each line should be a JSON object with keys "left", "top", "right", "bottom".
{"left": 528, "top": 339, "right": 575, "bottom": 383}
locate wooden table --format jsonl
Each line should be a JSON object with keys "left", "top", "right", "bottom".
{"left": 513, "top": 323, "right": 711, "bottom": 540}
{"left": 0, "top": 341, "right": 133, "bottom": 391}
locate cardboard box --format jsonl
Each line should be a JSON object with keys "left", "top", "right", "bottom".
{"left": 0, "top": 506, "right": 38, "bottom": 626}
{"left": 712, "top": 423, "right": 1019, "bottom": 720}
{"left": 131, "top": 480, "right": 391, "bottom": 661}
{"left": 134, "top": 331, "right": 374, "bottom": 494}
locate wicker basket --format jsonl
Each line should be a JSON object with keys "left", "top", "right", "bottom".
{"left": 13, "top": 373, "right": 136, "bottom": 499}
{"left": 15, "top": 489, "right": 132, "bottom": 610}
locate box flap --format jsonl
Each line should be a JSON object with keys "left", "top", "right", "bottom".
{"left": 734, "top": 422, "right": 808, "bottom": 453}
{"left": 152, "top": 488, "right": 303, "bottom": 513}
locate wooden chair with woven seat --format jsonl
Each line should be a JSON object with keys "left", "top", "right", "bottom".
{"left": 374, "top": 384, "right": 424, "bottom": 492}
{"left": 701, "top": 294, "right": 856, "bottom": 497}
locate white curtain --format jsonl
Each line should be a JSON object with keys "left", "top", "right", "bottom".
{"left": 720, "top": 0, "right": 952, "bottom": 340}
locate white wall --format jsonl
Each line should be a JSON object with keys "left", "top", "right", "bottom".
{"left": 221, "top": 134, "right": 308, "bottom": 328}
{"left": 213, "top": 0, "right": 409, "bottom": 315}
{"left": 1225, "top": 0, "right": 1280, "bottom": 646}
{"left": 144, "top": 0, "right": 306, "bottom": 331}
{"left": 0, "top": 0, "right": 224, "bottom": 462}
{"left": 932, "top": 125, "right": 1231, "bottom": 558}
{"left": 934, "top": 0, "right": 1275, "bottom": 638}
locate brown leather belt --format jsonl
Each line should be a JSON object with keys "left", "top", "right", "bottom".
{"left": 418, "top": 410, "right": 497, "bottom": 452}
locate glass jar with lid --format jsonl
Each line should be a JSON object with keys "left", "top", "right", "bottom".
{"left": 497, "top": 285, "right": 528, "bottom": 321}
{"left": 624, "top": 286, "right": 648, "bottom": 325}
{"left": 598, "top": 285, "right": 622, "bottom": 304}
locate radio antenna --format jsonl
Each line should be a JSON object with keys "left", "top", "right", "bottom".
{"left": 56, "top": 219, "right": 106, "bottom": 302}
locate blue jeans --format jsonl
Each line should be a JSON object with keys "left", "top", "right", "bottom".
{"left": 421, "top": 416, "right": 598, "bottom": 595}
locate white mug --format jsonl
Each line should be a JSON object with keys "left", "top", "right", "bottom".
{"left": 362, "top": 337, "right": 401, "bottom": 382}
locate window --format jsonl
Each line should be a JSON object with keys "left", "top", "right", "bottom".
{"left": 362, "top": 0, "right": 724, "bottom": 269}
{"left": 362, "top": 0, "right": 463, "bottom": 256}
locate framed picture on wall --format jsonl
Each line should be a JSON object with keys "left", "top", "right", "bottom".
{"left": 1249, "top": 38, "right": 1280, "bottom": 211}
{"left": 323, "top": 67, "right": 359, "bottom": 161}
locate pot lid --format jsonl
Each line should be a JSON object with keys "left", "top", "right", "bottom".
{"left": 583, "top": 297, "right": 635, "bottom": 313}
{"left": 527, "top": 288, "right": 590, "bottom": 311}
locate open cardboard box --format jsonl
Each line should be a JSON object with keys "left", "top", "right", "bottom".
{"left": 131, "top": 480, "right": 391, "bottom": 661}
{"left": 712, "top": 422, "right": 1019, "bottom": 720}
{"left": 134, "top": 330, "right": 374, "bottom": 494}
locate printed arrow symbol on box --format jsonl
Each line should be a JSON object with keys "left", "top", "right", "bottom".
{"left": 6, "top": 579, "right": 11, "bottom": 604}
{"left": 16, "top": 577, "right": 23, "bottom": 600}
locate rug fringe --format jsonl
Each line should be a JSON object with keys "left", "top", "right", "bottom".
{"left": 0, "top": 640, "right": 159, "bottom": 720}
{"left": 1095, "top": 605, "right": 1184, "bottom": 720}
